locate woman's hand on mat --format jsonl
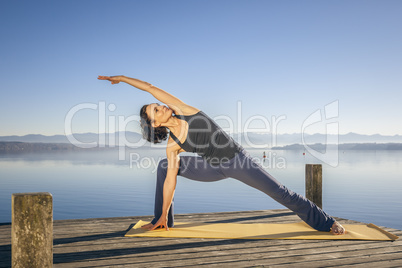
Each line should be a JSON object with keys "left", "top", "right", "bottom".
{"left": 98, "top": 75, "right": 123, "bottom": 84}
{"left": 150, "top": 215, "right": 169, "bottom": 231}
{"left": 331, "top": 221, "right": 346, "bottom": 235}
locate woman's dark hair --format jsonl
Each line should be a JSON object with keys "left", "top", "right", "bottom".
{"left": 140, "top": 104, "right": 169, "bottom": 144}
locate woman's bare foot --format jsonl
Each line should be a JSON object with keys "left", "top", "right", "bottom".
{"left": 331, "top": 221, "right": 346, "bottom": 235}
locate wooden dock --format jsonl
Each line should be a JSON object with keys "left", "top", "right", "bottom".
{"left": 1, "top": 209, "right": 401, "bottom": 267}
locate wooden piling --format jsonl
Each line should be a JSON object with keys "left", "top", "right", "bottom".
{"left": 305, "top": 164, "right": 322, "bottom": 208}
{"left": 12, "top": 192, "right": 53, "bottom": 268}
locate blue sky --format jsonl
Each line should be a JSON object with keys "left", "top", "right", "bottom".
{"left": 1, "top": 0, "right": 401, "bottom": 136}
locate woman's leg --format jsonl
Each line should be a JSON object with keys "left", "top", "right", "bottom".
{"left": 151, "top": 156, "right": 227, "bottom": 227}
{"left": 220, "top": 150, "right": 335, "bottom": 231}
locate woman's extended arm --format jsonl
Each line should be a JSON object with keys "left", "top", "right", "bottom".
{"left": 149, "top": 147, "right": 181, "bottom": 231}
{"left": 98, "top": 75, "right": 196, "bottom": 114}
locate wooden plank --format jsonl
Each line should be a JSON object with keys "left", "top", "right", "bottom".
{"left": 71, "top": 241, "right": 400, "bottom": 267}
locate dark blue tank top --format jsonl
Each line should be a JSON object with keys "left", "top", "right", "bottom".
{"left": 169, "top": 111, "right": 243, "bottom": 166}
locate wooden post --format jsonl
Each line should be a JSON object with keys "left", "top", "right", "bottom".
{"left": 12, "top": 192, "right": 53, "bottom": 268}
{"left": 305, "top": 164, "right": 322, "bottom": 209}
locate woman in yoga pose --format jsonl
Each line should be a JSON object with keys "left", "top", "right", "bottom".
{"left": 98, "top": 75, "right": 346, "bottom": 235}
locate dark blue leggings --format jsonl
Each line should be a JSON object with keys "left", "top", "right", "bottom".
{"left": 151, "top": 149, "right": 335, "bottom": 232}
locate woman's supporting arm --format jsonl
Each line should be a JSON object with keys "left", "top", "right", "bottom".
{"left": 150, "top": 148, "right": 180, "bottom": 231}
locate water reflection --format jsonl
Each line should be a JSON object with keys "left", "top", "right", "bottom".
{"left": 0, "top": 148, "right": 401, "bottom": 230}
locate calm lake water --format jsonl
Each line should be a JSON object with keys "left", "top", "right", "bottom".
{"left": 1, "top": 148, "right": 401, "bottom": 230}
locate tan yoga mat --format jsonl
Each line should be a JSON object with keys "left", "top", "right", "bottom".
{"left": 125, "top": 220, "right": 399, "bottom": 241}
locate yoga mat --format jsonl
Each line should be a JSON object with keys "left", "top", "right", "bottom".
{"left": 125, "top": 220, "right": 399, "bottom": 241}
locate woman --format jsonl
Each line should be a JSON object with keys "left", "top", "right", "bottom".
{"left": 98, "top": 75, "right": 346, "bottom": 235}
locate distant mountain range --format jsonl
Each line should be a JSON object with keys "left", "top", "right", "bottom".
{"left": 0, "top": 132, "right": 144, "bottom": 145}
{"left": 1, "top": 132, "right": 402, "bottom": 147}
{"left": 272, "top": 143, "right": 402, "bottom": 151}
{"left": 232, "top": 132, "right": 402, "bottom": 147}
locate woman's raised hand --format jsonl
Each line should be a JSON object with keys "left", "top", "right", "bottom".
{"left": 98, "top": 75, "right": 123, "bottom": 84}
